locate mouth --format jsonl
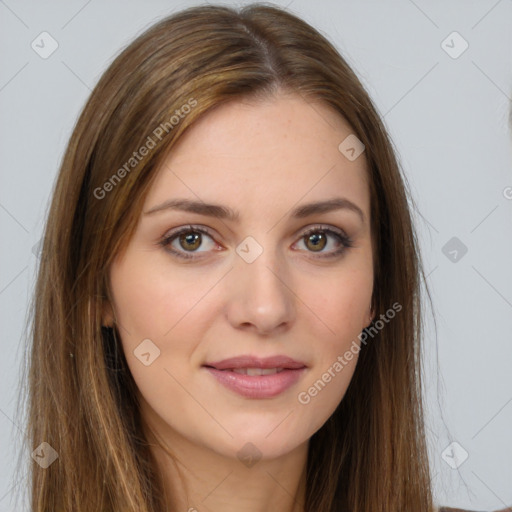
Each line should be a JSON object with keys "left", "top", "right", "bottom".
{"left": 202, "top": 354, "right": 307, "bottom": 371}
{"left": 216, "top": 367, "right": 286, "bottom": 375}
{"left": 201, "top": 355, "right": 307, "bottom": 399}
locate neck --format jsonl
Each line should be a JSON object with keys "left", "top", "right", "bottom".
{"left": 145, "top": 417, "right": 308, "bottom": 512}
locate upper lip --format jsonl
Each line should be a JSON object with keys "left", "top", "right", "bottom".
{"left": 203, "top": 355, "right": 307, "bottom": 370}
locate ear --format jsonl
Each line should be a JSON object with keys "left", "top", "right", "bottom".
{"left": 102, "top": 299, "right": 115, "bottom": 328}
{"left": 366, "top": 305, "right": 375, "bottom": 327}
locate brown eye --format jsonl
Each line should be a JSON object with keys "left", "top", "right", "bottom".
{"left": 179, "top": 232, "right": 202, "bottom": 251}
{"left": 304, "top": 232, "right": 327, "bottom": 252}
{"left": 160, "top": 225, "right": 217, "bottom": 260}
{"left": 294, "top": 226, "right": 353, "bottom": 259}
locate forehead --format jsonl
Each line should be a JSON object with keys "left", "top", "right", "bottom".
{"left": 144, "top": 93, "right": 370, "bottom": 222}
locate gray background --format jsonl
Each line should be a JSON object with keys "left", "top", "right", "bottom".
{"left": 1, "top": 0, "right": 511, "bottom": 510}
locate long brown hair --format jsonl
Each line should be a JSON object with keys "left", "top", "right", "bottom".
{"left": 19, "top": 3, "right": 435, "bottom": 511}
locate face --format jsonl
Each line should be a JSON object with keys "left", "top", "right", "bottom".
{"left": 105, "top": 92, "right": 374, "bottom": 462}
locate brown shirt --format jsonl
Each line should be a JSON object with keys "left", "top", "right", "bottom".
{"left": 439, "top": 507, "right": 512, "bottom": 512}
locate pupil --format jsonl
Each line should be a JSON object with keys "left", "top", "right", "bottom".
{"left": 307, "top": 232, "right": 325, "bottom": 251}
{"left": 180, "top": 232, "right": 201, "bottom": 250}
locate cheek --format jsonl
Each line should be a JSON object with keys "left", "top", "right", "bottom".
{"left": 109, "top": 257, "right": 215, "bottom": 347}
{"left": 308, "top": 270, "right": 372, "bottom": 344}
{"left": 296, "top": 302, "right": 363, "bottom": 434}
{"left": 108, "top": 259, "right": 227, "bottom": 401}
{"left": 108, "top": 264, "right": 206, "bottom": 420}
{"left": 294, "top": 269, "right": 371, "bottom": 417}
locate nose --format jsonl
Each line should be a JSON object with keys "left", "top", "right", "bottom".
{"left": 224, "top": 243, "right": 296, "bottom": 336}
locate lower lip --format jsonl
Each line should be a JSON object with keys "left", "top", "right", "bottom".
{"left": 203, "top": 367, "right": 307, "bottom": 399}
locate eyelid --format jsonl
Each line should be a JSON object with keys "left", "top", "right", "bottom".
{"left": 296, "top": 224, "right": 348, "bottom": 241}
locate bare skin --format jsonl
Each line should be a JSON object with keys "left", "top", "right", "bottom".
{"left": 105, "top": 91, "right": 374, "bottom": 512}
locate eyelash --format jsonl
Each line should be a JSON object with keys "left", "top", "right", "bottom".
{"left": 158, "top": 224, "right": 354, "bottom": 261}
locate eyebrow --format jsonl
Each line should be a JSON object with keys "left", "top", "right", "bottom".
{"left": 144, "top": 197, "right": 365, "bottom": 223}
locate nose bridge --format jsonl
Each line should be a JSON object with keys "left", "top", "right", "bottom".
{"left": 226, "top": 234, "right": 295, "bottom": 332}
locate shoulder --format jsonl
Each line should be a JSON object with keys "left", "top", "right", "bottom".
{"left": 438, "top": 507, "right": 512, "bottom": 512}
{"left": 438, "top": 508, "right": 478, "bottom": 512}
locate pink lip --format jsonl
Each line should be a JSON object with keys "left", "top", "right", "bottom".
{"left": 203, "top": 355, "right": 306, "bottom": 370}
{"left": 204, "top": 367, "right": 307, "bottom": 399}
{"left": 202, "top": 355, "right": 307, "bottom": 399}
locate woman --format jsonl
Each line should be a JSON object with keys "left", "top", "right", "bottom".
{"left": 21, "top": 3, "right": 509, "bottom": 511}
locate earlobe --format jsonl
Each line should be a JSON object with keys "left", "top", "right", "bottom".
{"left": 367, "top": 305, "right": 375, "bottom": 327}
{"left": 102, "top": 300, "right": 115, "bottom": 328}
